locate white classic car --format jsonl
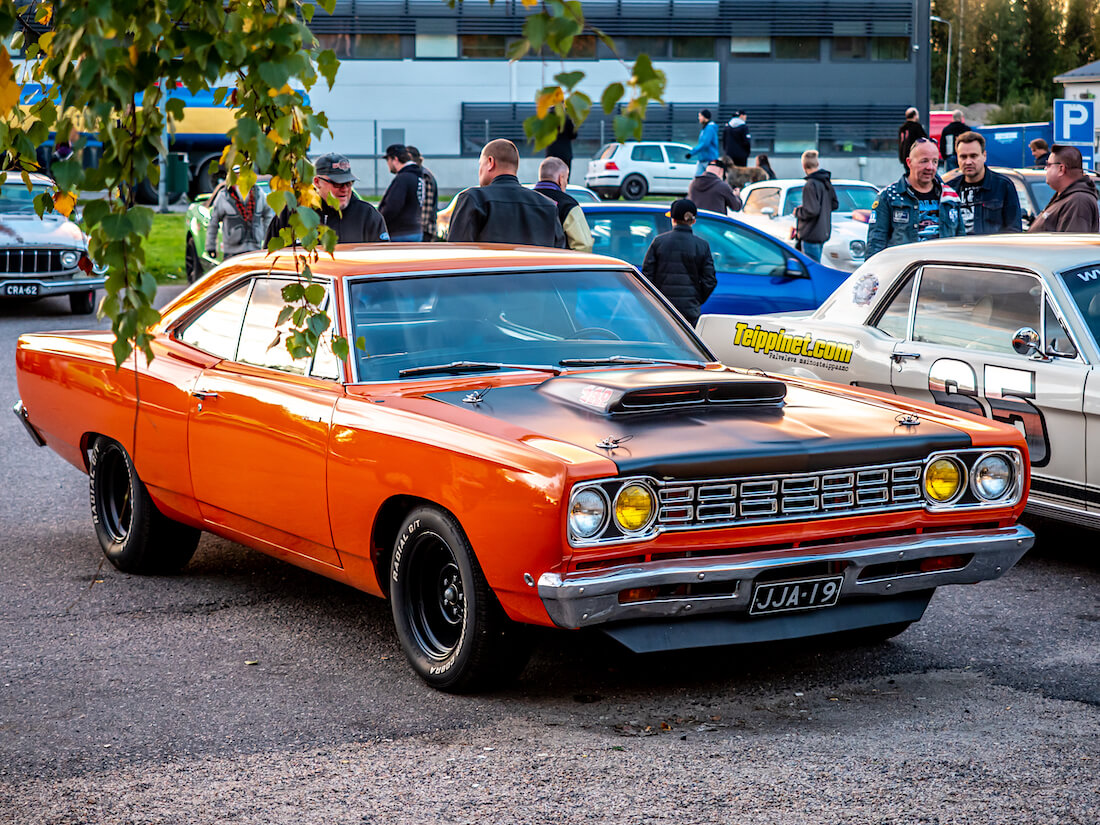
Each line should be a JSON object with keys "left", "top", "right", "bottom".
{"left": 0, "top": 172, "right": 106, "bottom": 314}
{"left": 698, "top": 235, "right": 1100, "bottom": 530}
{"left": 738, "top": 179, "right": 879, "bottom": 272}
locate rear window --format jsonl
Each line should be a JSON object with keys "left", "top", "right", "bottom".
{"left": 596, "top": 144, "right": 618, "bottom": 160}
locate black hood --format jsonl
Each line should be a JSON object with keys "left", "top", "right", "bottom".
{"left": 690, "top": 173, "right": 726, "bottom": 194}
{"left": 806, "top": 169, "right": 833, "bottom": 184}
{"left": 425, "top": 369, "right": 971, "bottom": 478}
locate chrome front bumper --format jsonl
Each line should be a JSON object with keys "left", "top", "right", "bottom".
{"left": 0, "top": 276, "right": 106, "bottom": 297}
{"left": 12, "top": 400, "right": 46, "bottom": 447}
{"left": 538, "top": 525, "right": 1033, "bottom": 629}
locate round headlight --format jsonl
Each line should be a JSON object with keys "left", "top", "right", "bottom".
{"left": 614, "top": 483, "right": 656, "bottom": 533}
{"left": 569, "top": 488, "right": 607, "bottom": 539}
{"left": 849, "top": 240, "right": 866, "bottom": 259}
{"left": 972, "top": 454, "right": 1013, "bottom": 501}
{"left": 925, "top": 457, "right": 964, "bottom": 503}
{"left": 60, "top": 250, "right": 79, "bottom": 269}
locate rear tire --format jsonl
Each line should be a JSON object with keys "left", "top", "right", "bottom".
{"left": 621, "top": 174, "right": 648, "bottom": 200}
{"left": 69, "top": 289, "right": 95, "bottom": 315}
{"left": 390, "top": 506, "right": 529, "bottom": 692}
{"left": 89, "top": 438, "right": 200, "bottom": 574}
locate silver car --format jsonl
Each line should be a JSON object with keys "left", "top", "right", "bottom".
{"left": 698, "top": 235, "right": 1100, "bottom": 530}
{"left": 0, "top": 173, "right": 106, "bottom": 314}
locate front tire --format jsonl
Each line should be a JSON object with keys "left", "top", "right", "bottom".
{"left": 69, "top": 289, "right": 95, "bottom": 315}
{"left": 621, "top": 174, "right": 648, "bottom": 200}
{"left": 390, "top": 506, "right": 528, "bottom": 692}
{"left": 185, "top": 234, "right": 203, "bottom": 284}
{"left": 89, "top": 438, "right": 200, "bottom": 574}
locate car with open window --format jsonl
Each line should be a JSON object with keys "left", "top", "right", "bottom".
{"left": 698, "top": 234, "right": 1100, "bottom": 530}
{"left": 15, "top": 244, "right": 1034, "bottom": 691}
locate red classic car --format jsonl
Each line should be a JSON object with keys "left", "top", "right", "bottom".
{"left": 14, "top": 244, "right": 1034, "bottom": 691}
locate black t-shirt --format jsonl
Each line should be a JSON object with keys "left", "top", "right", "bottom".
{"left": 958, "top": 177, "right": 982, "bottom": 235}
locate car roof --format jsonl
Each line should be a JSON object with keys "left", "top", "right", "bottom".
{"left": 861, "top": 234, "right": 1100, "bottom": 273}
{"left": 2, "top": 172, "right": 53, "bottom": 187}
{"left": 742, "top": 179, "right": 878, "bottom": 189}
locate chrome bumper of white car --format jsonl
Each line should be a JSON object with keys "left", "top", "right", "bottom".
{"left": 538, "top": 525, "right": 1033, "bottom": 630}
{"left": 0, "top": 276, "right": 106, "bottom": 298}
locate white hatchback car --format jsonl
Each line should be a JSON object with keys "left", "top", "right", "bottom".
{"left": 584, "top": 141, "right": 696, "bottom": 200}
{"left": 738, "top": 179, "right": 879, "bottom": 272}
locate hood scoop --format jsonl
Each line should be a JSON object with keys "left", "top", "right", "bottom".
{"left": 538, "top": 368, "right": 785, "bottom": 416}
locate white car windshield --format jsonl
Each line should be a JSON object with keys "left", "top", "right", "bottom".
{"left": 0, "top": 183, "right": 54, "bottom": 214}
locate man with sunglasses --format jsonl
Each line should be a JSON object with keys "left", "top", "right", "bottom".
{"left": 266, "top": 152, "right": 390, "bottom": 245}
{"left": 866, "top": 137, "right": 964, "bottom": 258}
{"left": 1029, "top": 145, "right": 1099, "bottom": 233}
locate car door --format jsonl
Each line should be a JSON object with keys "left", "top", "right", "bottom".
{"left": 625, "top": 144, "right": 667, "bottom": 195}
{"left": 659, "top": 143, "right": 695, "bottom": 192}
{"left": 693, "top": 214, "right": 816, "bottom": 314}
{"left": 182, "top": 275, "right": 344, "bottom": 567}
{"left": 886, "top": 264, "right": 1088, "bottom": 511}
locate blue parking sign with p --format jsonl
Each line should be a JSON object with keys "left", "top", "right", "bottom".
{"left": 1054, "top": 99, "right": 1095, "bottom": 168}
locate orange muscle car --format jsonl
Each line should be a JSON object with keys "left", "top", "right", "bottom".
{"left": 14, "top": 244, "right": 1035, "bottom": 691}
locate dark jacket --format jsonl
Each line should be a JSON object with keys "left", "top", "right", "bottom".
{"left": 545, "top": 117, "right": 577, "bottom": 166}
{"left": 688, "top": 172, "right": 742, "bottom": 213}
{"left": 794, "top": 169, "right": 839, "bottom": 244}
{"left": 266, "top": 196, "right": 389, "bottom": 245}
{"left": 866, "top": 174, "right": 965, "bottom": 257}
{"left": 898, "top": 120, "right": 927, "bottom": 164}
{"left": 950, "top": 167, "right": 1023, "bottom": 235}
{"left": 938, "top": 121, "right": 968, "bottom": 160}
{"left": 420, "top": 166, "right": 439, "bottom": 241}
{"left": 1033, "top": 151, "right": 1051, "bottom": 168}
{"left": 379, "top": 162, "right": 424, "bottom": 237}
{"left": 723, "top": 116, "right": 751, "bottom": 166}
{"left": 1029, "top": 176, "right": 1100, "bottom": 233}
{"left": 641, "top": 224, "right": 717, "bottom": 325}
{"left": 532, "top": 181, "right": 593, "bottom": 252}
{"left": 447, "top": 174, "right": 566, "bottom": 248}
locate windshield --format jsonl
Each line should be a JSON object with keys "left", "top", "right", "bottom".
{"left": 782, "top": 184, "right": 878, "bottom": 216}
{"left": 0, "top": 183, "right": 54, "bottom": 214}
{"left": 1057, "top": 264, "right": 1100, "bottom": 347}
{"left": 348, "top": 269, "right": 709, "bottom": 381}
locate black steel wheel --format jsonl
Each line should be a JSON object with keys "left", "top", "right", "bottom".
{"left": 68, "top": 289, "right": 95, "bottom": 315}
{"left": 390, "top": 506, "right": 529, "bottom": 692}
{"left": 621, "top": 174, "right": 648, "bottom": 200}
{"left": 184, "top": 234, "right": 203, "bottom": 283}
{"left": 88, "top": 438, "right": 200, "bottom": 574}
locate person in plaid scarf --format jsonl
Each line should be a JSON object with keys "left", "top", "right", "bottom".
{"left": 206, "top": 175, "right": 275, "bottom": 261}
{"left": 407, "top": 146, "right": 438, "bottom": 241}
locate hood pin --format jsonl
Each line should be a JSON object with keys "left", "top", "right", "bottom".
{"left": 895, "top": 413, "right": 921, "bottom": 427}
{"left": 462, "top": 387, "right": 491, "bottom": 405}
{"left": 597, "top": 434, "right": 634, "bottom": 450}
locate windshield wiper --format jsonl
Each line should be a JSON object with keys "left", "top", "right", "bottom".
{"left": 398, "top": 361, "right": 562, "bottom": 378}
{"left": 559, "top": 355, "right": 708, "bottom": 369}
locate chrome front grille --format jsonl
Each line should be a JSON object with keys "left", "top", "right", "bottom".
{"left": 0, "top": 248, "right": 70, "bottom": 276}
{"left": 657, "top": 461, "right": 925, "bottom": 529}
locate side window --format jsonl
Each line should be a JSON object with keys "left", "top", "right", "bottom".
{"left": 630, "top": 144, "right": 664, "bottom": 163}
{"left": 872, "top": 272, "right": 914, "bottom": 338}
{"left": 237, "top": 278, "right": 329, "bottom": 375}
{"left": 177, "top": 281, "right": 251, "bottom": 358}
{"left": 783, "top": 186, "right": 803, "bottom": 215}
{"left": 742, "top": 187, "right": 781, "bottom": 215}
{"left": 663, "top": 144, "right": 692, "bottom": 163}
{"left": 1044, "top": 299, "right": 1078, "bottom": 358}
{"left": 1012, "top": 178, "right": 1032, "bottom": 219}
{"left": 587, "top": 213, "right": 661, "bottom": 268}
{"left": 912, "top": 266, "right": 1041, "bottom": 355}
{"left": 693, "top": 217, "right": 786, "bottom": 275}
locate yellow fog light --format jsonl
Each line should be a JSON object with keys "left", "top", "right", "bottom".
{"left": 614, "top": 483, "right": 655, "bottom": 533}
{"left": 925, "top": 458, "right": 963, "bottom": 503}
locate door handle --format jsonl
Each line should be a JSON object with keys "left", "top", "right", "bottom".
{"left": 890, "top": 352, "right": 921, "bottom": 363}
{"left": 191, "top": 390, "right": 219, "bottom": 399}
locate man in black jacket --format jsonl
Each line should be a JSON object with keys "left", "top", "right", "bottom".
{"left": 898, "top": 107, "right": 927, "bottom": 169}
{"left": 379, "top": 144, "right": 424, "bottom": 242}
{"left": 723, "top": 110, "right": 751, "bottom": 167}
{"left": 950, "top": 131, "right": 1022, "bottom": 235}
{"left": 533, "top": 156, "right": 593, "bottom": 251}
{"left": 266, "top": 152, "right": 389, "bottom": 245}
{"left": 793, "top": 150, "right": 838, "bottom": 262}
{"left": 641, "top": 198, "right": 717, "bottom": 326}
{"left": 447, "top": 139, "right": 566, "bottom": 248}
{"left": 938, "top": 110, "right": 968, "bottom": 171}
{"left": 688, "top": 159, "right": 741, "bottom": 214}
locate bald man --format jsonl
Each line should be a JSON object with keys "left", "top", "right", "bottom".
{"left": 447, "top": 139, "right": 566, "bottom": 248}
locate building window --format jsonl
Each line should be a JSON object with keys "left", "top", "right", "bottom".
{"left": 730, "top": 37, "right": 770, "bottom": 57}
{"left": 460, "top": 34, "right": 509, "bottom": 58}
{"left": 315, "top": 33, "right": 403, "bottom": 59}
{"left": 774, "top": 37, "right": 820, "bottom": 60}
{"left": 871, "top": 37, "right": 909, "bottom": 61}
{"left": 671, "top": 37, "right": 714, "bottom": 59}
{"left": 617, "top": 36, "right": 668, "bottom": 59}
{"left": 415, "top": 33, "right": 458, "bottom": 59}
{"left": 832, "top": 36, "right": 868, "bottom": 60}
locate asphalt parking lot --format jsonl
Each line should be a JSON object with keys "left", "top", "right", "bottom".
{"left": 1, "top": 292, "right": 1097, "bottom": 825}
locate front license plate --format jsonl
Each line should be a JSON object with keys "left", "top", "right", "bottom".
{"left": 3, "top": 283, "right": 39, "bottom": 297}
{"left": 749, "top": 576, "right": 843, "bottom": 616}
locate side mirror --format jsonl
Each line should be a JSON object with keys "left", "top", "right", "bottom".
{"left": 785, "top": 257, "right": 806, "bottom": 278}
{"left": 1011, "top": 326, "right": 1048, "bottom": 360}
{"left": 761, "top": 207, "right": 776, "bottom": 218}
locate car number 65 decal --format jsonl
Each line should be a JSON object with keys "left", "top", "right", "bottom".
{"left": 928, "top": 358, "right": 1050, "bottom": 466}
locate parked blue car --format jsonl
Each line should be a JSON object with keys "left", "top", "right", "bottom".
{"left": 580, "top": 203, "right": 848, "bottom": 315}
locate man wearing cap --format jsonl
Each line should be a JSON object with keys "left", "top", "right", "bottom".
{"left": 379, "top": 144, "right": 424, "bottom": 242}
{"left": 687, "top": 158, "right": 742, "bottom": 214}
{"left": 265, "top": 152, "right": 389, "bottom": 245}
{"left": 641, "top": 198, "right": 717, "bottom": 326}
{"left": 447, "top": 139, "right": 566, "bottom": 248}
{"left": 687, "top": 109, "right": 720, "bottom": 176}
{"left": 723, "top": 110, "right": 751, "bottom": 168}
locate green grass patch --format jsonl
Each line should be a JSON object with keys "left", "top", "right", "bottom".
{"left": 146, "top": 213, "right": 188, "bottom": 284}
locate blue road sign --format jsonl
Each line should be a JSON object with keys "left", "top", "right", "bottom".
{"left": 1054, "top": 99, "right": 1095, "bottom": 168}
